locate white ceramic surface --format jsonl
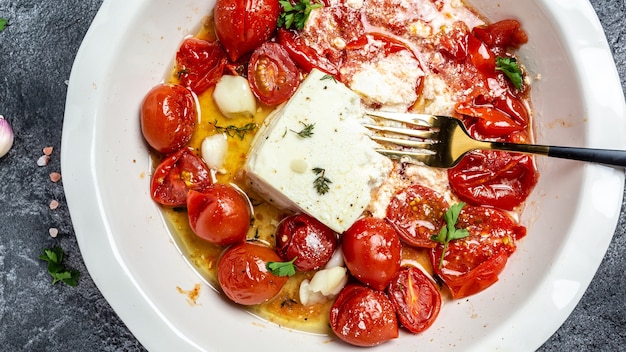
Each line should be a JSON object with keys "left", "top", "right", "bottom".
{"left": 61, "top": 0, "right": 626, "bottom": 351}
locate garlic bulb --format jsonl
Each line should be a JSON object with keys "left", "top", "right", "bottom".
{"left": 0, "top": 115, "right": 14, "bottom": 158}
{"left": 212, "top": 75, "right": 257, "bottom": 118}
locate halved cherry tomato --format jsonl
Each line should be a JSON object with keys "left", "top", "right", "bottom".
{"left": 276, "top": 29, "right": 340, "bottom": 76}
{"left": 342, "top": 217, "right": 401, "bottom": 290}
{"left": 275, "top": 213, "right": 337, "bottom": 271}
{"left": 150, "top": 147, "right": 212, "bottom": 207}
{"left": 430, "top": 205, "right": 525, "bottom": 298}
{"left": 213, "top": 0, "right": 280, "bottom": 62}
{"left": 386, "top": 185, "right": 449, "bottom": 248}
{"left": 140, "top": 83, "right": 196, "bottom": 154}
{"left": 387, "top": 266, "right": 441, "bottom": 333}
{"left": 176, "top": 38, "right": 227, "bottom": 95}
{"left": 217, "top": 242, "right": 288, "bottom": 305}
{"left": 448, "top": 150, "right": 538, "bottom": 211}
{"left": 187, "top": 184, "right": 251, "bottom": 246}
{"left": 330, "top": 284, "right": 399, "bottom": 347}
{"left": 248, "top": 42, "right": 300, "bottom": 106}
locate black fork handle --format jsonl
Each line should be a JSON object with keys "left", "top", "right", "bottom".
{"left": 492, "top": 142, "right": 626, "bottom": 167}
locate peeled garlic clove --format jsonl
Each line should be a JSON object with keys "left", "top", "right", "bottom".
{"left": 201, "top": 133, "right": 228, "bottom": 173}
{"left": 0, "top": 115, "right": 14, "bottom": 158}
{"left": 308, "top": 266, "right": 348, "bottom": 296}
{"left": 213, "top": 75, "right": 257, "bottom": 118}
{"left": 299, "top": 279, "right": 326, "bottom": 306}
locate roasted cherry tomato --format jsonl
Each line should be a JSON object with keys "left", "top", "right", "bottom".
{"left": 466, "top": 32, "right": 496, "bottom": 75}
{"left": 457, "top": 92, "right": 529, "bottom": 139}
{"left": 386, "top": 185, "right": 449, "bottom": 248}
{"left": 330, "top": 284, "right": 399, "bottom": 347}
{"left": 387, "top": 266, "right": 442, "bottom": 333}
{"left": 430, "top": 205, "right": 525, "bottom": 298}
{"left": 150, "top": 147, "right": 212, "bottom": 207}
{"left": 217, "top": 242, "right": 288, "bottom": 305}
{"left": 448, "top": 150, "right": 538, "bottom": 211}
{"left": 456, "top": 101, "right": 523, "bottom": 138}
{"left": 472, "top": 19, "right": 528, "bottom": 50}
{"left": 342, "top": 217, "right": 401, "bottom": 290}
{"left": 176, "top": 37, "right": 227, "bottom": 95}
{"left": 187, "top": 184, "right": 251, "bottom": 246}
{"left": 275, "top": 213, "right": 337, "bottom": 271}
{"left": 276, "top": 29, "right": 340, "bottom": 76}
{"left": 213, "top": 0, "right": 280, "bottom": 62}
{"left": 248, "top": 42, "right": 300, "bottom": 106}
{"left": 140, "top": 83, "right": 196, "bottom": 154}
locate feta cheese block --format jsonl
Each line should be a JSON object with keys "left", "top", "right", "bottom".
{"left": 245, "top": 69, "right": 392, "bottom": 233}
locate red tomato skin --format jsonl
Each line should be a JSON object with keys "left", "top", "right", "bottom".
{"left": 387, "top": 266, "right": 442, "bottom": 333}
{"left": 176, "top": 38, "right": 227, "bottom": 95}
{"left": 448, "top": 150, "right": 538, "bottom": 211}
{"left": 217, "top": 242, "right": 288, "bottom": 305}
{"left": 187, "top": 184, "right": 251, "bottom": 246}
{"left": 276, "top": 29, "right": 340, "bottom": 76}
{"left": 330, "top": 284, "right": 399, "bottom": 347}
{"left": 214, "top": 0, "right": 279, "bottom": 62}
{"left": 248, "top": 42, "right": 300, "bottom": 106}
{"left": 140, "top": 83, "right": 197, "bottom": 154}
{"left": 150, "top": 147, "right": 212, "bottom": 207}
{"left": 430, "top": 206, "right": 525, "bottom": 298}
{"left": 342, "top": 217, "right": 401, "bottom": 291}
{"left": 472, "top": 19, "right": 528, "bottom": 50}
{"left": 386, "top": 185, "right": 449, "bottom": 248}
{"left": 275, "top": 214, "right": 337, "bottom": 271}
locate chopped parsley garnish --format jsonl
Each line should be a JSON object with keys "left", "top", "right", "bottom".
{"left": 267, "top": 257, "right": 297, "bottom": 277}
{"left": 213, "top": 120, "right": 258, "bottom": 140}
{"left": 430, "top": 202, "right": 470, "bottom": 269}
{"left": 0, "top": 18, "right": 7, "bottom": 32}
{"left": 39, "top": 246, "right": 80, "bottom": 286}
{"left": 312, "top": 167, "right": 331, "bottom": 195}
{"left": 496, "top": 56, "right": 523, "bottom": 90}
{"left": 278, "top": 0, "right": 323, "bottom": 30}
{"left": 292, "top": 122, "right": 315, "bottom": 138}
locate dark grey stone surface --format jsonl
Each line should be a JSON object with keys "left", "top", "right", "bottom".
{"left": 0, "top": 0, "right": 623, "bottom": 351}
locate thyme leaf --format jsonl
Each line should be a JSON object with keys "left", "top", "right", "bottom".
{"left": 312, "top": 167, "right": 331, "bottom": 195}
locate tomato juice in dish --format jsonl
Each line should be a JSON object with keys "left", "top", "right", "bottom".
{"left": 140, "top": 0, "right": 539, "bottom": 347}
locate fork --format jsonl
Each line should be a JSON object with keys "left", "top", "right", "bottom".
{"left": 363, "top": 110, "right": 626, "bottom": 168}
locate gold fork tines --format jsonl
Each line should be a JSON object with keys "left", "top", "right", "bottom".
{"left": 364, "top": 110, "right": 626, "bottom": 168}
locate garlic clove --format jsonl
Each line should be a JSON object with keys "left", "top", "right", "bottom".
{"left": 201, "top": 133, "right": 228, "bottom": 173}
{"left": 213, "top": 75, "right": 257, "bottom": 118}
{"left": 0, "top": 115, "right": 14, "bottom": 158}
{"left": 299, "top": 279, "right": 326, "bottom": 306}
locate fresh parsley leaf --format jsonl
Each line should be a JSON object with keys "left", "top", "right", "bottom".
{"left": 496, "top": 56, "right": 523, "bottom": 90}
{"left": 312, "top": 167, "right": 331, "bottom": 195}
{"left": 292, "top": 122, "right": 315, "bottom": 138}
{"left": 430, "top": 203, "right": 470, "bottom": 269}
{"left": 0, "top": 18, "right": 7, "bottom": 32}
{"left": 39, "top": 246, "right": 80, "bottom": 287}
{"left": 267, "top": 257, "right": 297, "bottom": 277}
{"left": 278, "top": 0, "right": 323, "bottom": 30}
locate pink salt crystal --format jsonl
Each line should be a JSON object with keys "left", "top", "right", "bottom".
{"left": 49, "top": 172, "right": 61, "bottom": 182}
{"left": 43, "top": 146, "right": 54, "bottom": 156}
{"left": 49, "top": 200, "right": 59, "bottom": 210}
{"left": 49, "top": 228, "right": 59, "bottom": 238}
{"left": 37, "top": 155, "right": 50, "bottom": 166}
